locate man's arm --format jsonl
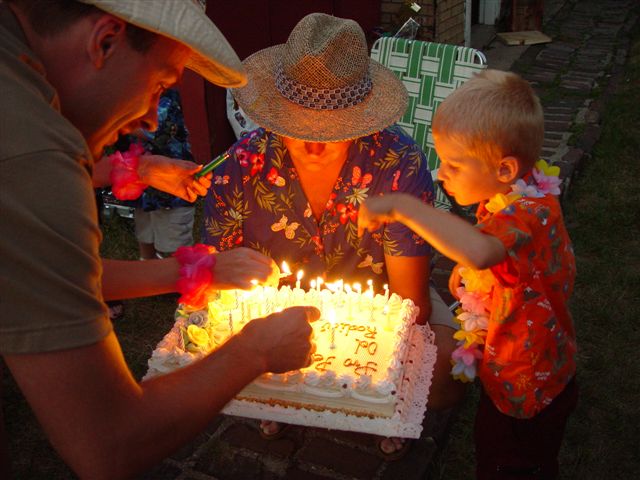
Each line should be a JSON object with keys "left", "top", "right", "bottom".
{"left": 4, "top": 306, "right": 318, "bottom": 480}
{"left": 102, "top": 247, "right": 279, "bottom": 301}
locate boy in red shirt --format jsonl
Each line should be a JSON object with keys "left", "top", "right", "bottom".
{"left": 358, "top": 69, "right": 577, "bottom": 478}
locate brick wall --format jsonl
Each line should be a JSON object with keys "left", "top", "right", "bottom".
{"left": 378, "top": 0, "right": 465, "bottom": 44}
{"left": 435, "top": 0, "right": 465, "bottom": 44}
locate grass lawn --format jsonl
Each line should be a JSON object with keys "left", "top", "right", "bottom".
{"left": 2, "top": 26, "right": 639, "bottom": 480}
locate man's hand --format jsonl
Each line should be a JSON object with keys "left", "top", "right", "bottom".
{"left": 357, "top": 194, "right": 402, "bottom": 237}
{"left": 138, "top": 154, "right": 212, "bottom": 202}
{"left": 239, "top": 306, "right": 320, "bottom": 373}
{"left": 213, "top": 248, "right": 280, "bottom": 290}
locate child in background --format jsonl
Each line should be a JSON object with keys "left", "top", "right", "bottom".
{"left": 134, "top": 87, "right": 196, "bottom": 260}
{"left": 358, "top": 70, "right": 578, "bottom": 479}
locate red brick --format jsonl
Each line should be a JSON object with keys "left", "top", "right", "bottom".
{"left": 298, "top": 437, "right": 383, "bottom": 479}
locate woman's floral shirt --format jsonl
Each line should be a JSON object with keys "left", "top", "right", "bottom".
{"left": 454, "top": 189, "right": 577, "bottom": 418}
{"left": 202, "top": 126, "right": 433, "bottom": 284}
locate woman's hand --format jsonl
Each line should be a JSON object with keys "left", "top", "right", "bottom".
{"left": 138, "top": 154, "right": 212, "bottom": 202}
{"left": 213, "top": 248, "right": 280, "bottom": 290}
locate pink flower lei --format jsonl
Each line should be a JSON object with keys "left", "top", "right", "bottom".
{"left": 174, "top": 244, "right": 218, "bottom": 310}
{"left": 450, "top": 160, "right": 561, "bottom": 382}
{"left": 108, "top": 143, "right": 148, "bottom": 200}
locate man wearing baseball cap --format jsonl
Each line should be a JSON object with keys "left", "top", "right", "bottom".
{"left": 0, "top": 1, "right": 318, "bottom": 478}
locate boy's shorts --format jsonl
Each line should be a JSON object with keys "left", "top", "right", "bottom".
{"left": 428, "top": 286, "right": 457, "bottom": 330}
{"left": 134, "top": 206, "right": 195, "bottom": 254}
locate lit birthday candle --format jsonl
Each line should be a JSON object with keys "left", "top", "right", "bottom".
{"left": 383, "top": 283, "right": 390, "bottom": 302}
{"left": 353, "top": 282, "right": 362, "bottom": 308}
{"left": 279, "top": 260, "right": 292, "bottom": 279}
{"left": 367, "top": 279, "right": 374, "bottom": 321}
{"left": 296, "top": 270, "right": 304, "bottom": 289}
{"left": 345, "top": 283, "right": 353, "bottom": 319}
{"left": 328, "top": 308, "right": 337, "bottom": 349}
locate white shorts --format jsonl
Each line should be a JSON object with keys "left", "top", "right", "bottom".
{"left": 134, "top": 206, "right": 195, "bottom": 254}
{"left": 428, "top": 285, "right": 457, "bottom": 330}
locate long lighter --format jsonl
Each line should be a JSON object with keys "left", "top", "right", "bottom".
{"left": 195, "top": 152, "right": 230, "bottom": 178}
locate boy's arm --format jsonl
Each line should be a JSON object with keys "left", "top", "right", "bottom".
{"left": 359, "top": 193, "right": 506, "bottom": 270}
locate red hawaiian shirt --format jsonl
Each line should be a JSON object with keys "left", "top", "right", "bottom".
{"left": 454, "top": 193, "right": 577, "bottom": 418}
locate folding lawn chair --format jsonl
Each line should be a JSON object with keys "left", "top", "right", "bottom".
{"left": 370, "top": 37, "right": 487, "bottom": 211}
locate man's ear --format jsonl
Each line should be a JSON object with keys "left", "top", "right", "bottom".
{"left": 497, "top": 156, "right": 520, "bottom": 184}
{"left": 87, "top": 15, "right": 126, "bottom": 68}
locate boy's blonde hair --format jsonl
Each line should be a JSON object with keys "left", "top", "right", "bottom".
{"left": 432, "top": 69, "right": 544, "bottom": 172}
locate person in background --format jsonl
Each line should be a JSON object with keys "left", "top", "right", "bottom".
{"left": 202, "top": 13, "right": 465, "bottom": 459}
{"left": 114, "top": 87, "right": 198, "bottom": 261}
{"left": 100, "top": 87, "right": 198, "bottom": 320}
{"left": 358, "top": 69, "right": 578, "bottom": 478}
{"left": 0, "top": 1, "right": 318, "bottom": 478}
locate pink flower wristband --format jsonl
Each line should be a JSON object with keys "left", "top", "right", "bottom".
{"left": 174, "top": 244, "right": 218, "bottom": 309}
{"left": 108, "top": 143, "right": 148, "bottom": 200}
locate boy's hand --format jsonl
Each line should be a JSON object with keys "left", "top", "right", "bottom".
{"left": 357, "top": 195, "right": 399, "bottom": 237}
{"left": 138, "top": 154, "right": 212, "bottom": 202}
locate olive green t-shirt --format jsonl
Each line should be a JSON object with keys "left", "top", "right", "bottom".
{"left": 0, "top": 4, "right": 112, "bottom": 354}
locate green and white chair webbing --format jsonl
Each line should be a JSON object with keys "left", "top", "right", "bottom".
{"left": 371, "top": 37, "right": 487, "bottom": 210}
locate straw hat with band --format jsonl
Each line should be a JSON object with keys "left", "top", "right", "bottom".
{"left": 232, "top": 13, "right": 408, "bottom": 142}
{"left": 78, "top": 0, "right": 246, "bottom": 87}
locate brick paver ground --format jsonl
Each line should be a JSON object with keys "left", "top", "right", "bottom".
{"left": 139, "top": 1, "right": 638, "bottom": 478}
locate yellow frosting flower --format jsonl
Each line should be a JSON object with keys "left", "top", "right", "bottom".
{"left": 217, "top": 290, "right": 237, "bottom": 309}
{"left": 187, "top": 324, "right": 210, "bottom": 348}
{"left": 535, "top": 159, "right": 560, "bottom": 177}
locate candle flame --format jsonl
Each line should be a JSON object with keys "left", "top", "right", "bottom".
{"left": 279, "top": 261, "right": 292, "bottom": 278}
{"left": 297, "top": 270, "right": 304, "bottom": 280}
{"left": 328, "top": 308, "right": 336, "bottom": 325}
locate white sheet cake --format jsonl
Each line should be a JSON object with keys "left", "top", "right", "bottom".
{"left": 145, "top": 285, "right": 426, "bottom": 420}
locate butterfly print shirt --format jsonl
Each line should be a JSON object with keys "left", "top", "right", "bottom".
{"left": 202, "top": 126, "right": 434, "bottom": 284}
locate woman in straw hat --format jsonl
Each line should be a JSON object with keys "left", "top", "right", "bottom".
{"left": 202, "top": 13, "right": 466, "bottom": 459}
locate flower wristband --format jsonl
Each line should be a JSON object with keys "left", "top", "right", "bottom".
{"left": 174, "top": 244, "right": 218, "bottom": 309}
{"left": 108, "top": 143, "right": 148, "bottom": 200}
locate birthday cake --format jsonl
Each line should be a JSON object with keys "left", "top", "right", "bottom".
{"left": 145, "top": 285, "right": 423, "bottom": 419}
